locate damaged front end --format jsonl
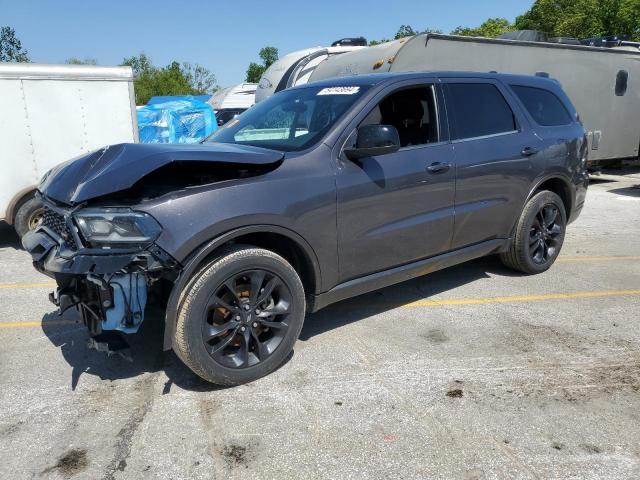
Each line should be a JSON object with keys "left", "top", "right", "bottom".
{"left": 23, "top": 141, "right": 286, "bottom": 354}
{"left": 23, "top": 197, "right": 179, "bottom": 349}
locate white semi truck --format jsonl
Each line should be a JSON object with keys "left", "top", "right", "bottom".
{"left": 0, "top": 63, "right": 138, "bottom": 237}
{"left": 258, "top": 33, "right": 640, "bottom": 165}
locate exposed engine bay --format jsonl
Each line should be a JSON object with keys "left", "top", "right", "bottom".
{"left": 24, "top": 202, "right": 177, "bottom": 352}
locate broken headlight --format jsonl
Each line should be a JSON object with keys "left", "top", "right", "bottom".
{"left": 74, "top": 209, "right": 162, "bottom": 246}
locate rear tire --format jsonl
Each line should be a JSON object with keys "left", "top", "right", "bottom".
{"left": 14, "top": 196, "right": 44, "bottom": 238}
{"left": 173, "top": 245, "right": 305, "bottom": 386}
{"left": 500, "top": 190, "right": 566, "bottom": 274}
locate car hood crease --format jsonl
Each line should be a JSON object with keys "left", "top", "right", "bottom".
{"left": 39, "top": 142, "right": 284, "bottom": 205}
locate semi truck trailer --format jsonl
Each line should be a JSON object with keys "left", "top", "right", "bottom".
{"left": 258, "top": 33, "right": 640, "bottom": 165}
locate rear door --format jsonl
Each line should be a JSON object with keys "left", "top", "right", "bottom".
{"left": 335, "top": 79, "right": 456, "bottom": 282}
{"left": 441, "top": 78, "right": 543, "bottom": 250}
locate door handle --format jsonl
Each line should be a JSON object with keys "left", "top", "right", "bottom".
{"left": 426, "top": 162, "right": 451, "bottom": 174}
{"left": 521, "top": 146, "right": 539, "bottom": 157}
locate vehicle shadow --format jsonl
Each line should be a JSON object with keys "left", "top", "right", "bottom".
{"left": 607, "top": 186, "right": 640, "bottom": 197}
{"left": 0, "top": 221, "right": 20, "bottom": 249}
{"left": 588, "top": 176, "right": 616, "bottom": 184}
{"left": 40, "top": 307, "right": 293, "bottom": 393}
{"left": 40, "top": 254, "right": 511, "bottom": 391}
{"left": 300, "top": 254, "right": 510, "bottom": 340}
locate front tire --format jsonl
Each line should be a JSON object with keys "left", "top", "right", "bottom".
{"left": 500, "top": 190, "right": 566, "bottom": 274}
{"left": 173, "top": 245, "right": 306, "bottom": 386}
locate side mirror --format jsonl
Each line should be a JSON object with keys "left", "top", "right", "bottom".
{"left": 344, "top": 124, "right": 400, "bottom": 160}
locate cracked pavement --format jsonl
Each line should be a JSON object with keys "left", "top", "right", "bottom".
{"left": 1, "top": 170, "right": 639, "bottom": 479}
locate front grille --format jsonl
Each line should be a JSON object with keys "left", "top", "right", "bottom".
{"left": 41, "top": 207, "right": 77, "bottom": 249}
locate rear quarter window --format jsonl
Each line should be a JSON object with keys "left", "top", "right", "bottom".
{"left": 510, "top": 85, "right": 573, "bottom": 126}
{"left": 445, "top": 83, "right": 517, "bottom": 140}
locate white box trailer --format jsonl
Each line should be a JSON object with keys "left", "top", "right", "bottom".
{"left": 262, "top": 34, "right": 640, "bottom": 165}
{"left": 0, "top": 63, "right": 138, "bottom": 236}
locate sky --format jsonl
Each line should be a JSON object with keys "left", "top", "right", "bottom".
{"left": 1, "top": 0, "right": 534, "bottom": 87}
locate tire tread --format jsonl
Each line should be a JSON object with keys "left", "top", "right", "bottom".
{"left": 173, "top": 245, "right": 304, "bottom": 385}
{"left": 499, "top": 190, "right": 566, "bottom": 274}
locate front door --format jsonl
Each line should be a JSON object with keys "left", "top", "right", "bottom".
{"left": 336, "top": 83, "right": 456, "bottom": 282}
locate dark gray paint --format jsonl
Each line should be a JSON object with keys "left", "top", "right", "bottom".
{"left": 40, "top": 142, "right": 284, "bottom": 205}
{"left": 27, "top": 72, "right": 589, "bottom": 349}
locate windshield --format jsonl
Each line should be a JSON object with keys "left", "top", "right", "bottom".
{"left": 205, "top": 85, "right": 369, "bottom": 152}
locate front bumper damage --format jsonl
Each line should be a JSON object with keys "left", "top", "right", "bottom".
{"left": 22, "top": 200, "right": 179, "bottom": 345}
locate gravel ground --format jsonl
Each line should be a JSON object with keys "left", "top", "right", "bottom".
{"left": 0, "top": 170, "right": 639, "bottom": 480}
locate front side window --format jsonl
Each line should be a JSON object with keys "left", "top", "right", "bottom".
{"left": 511, "top": 85, "right": 573, "bottom": 126}
{"left": 445, "top": 83, "right": 517, "bottom": 140}
{"left": 206, "top": 85, "right": 369, "bottom": 152}
{"left": 360, "top": 86, "right": 439, "bottom": 147}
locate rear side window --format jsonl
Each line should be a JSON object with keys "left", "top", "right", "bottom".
{"left": 445, "top": 83, "right": 516, "bottom": 140}
{"left": 511, "top": 85, "right": 572, "bottom": 126}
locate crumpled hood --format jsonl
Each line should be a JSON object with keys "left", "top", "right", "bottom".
{"left": 39, "top": 142, "right": 284, "bottom": 205}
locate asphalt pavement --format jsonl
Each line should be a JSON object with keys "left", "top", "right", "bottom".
{"left": 1, "top": 170, "right": 639, "bottom": 479}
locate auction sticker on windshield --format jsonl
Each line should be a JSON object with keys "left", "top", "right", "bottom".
{"left": 317, "top": 87, "right": 360, "bottom": 95}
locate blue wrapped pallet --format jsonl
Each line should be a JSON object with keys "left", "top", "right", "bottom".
{"left": 137, "top": 96, "right": 217, "bottom": 144}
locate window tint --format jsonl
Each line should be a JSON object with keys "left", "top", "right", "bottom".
{"left": 511, "top": 85, "right": 572, "bottom": 126}
{"left": 360, "top": 86, "right": 439, "bottom": 147}
{"left": 446, "top": 83, "right": 516, "bottom": 140}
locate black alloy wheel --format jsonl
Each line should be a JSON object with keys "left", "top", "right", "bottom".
{"left": 174, "top": 246, "right": 306, "bottom": 386}
{"left": 499, "top": 190, "right": 567, "bottom": 274}
{"left": 202, "top": 269, "right": 292, "bottom": 369}
{"left": 528, "top": 204, "right": 563, "bottom": 265}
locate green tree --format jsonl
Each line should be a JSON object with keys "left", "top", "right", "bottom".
{"left": 369, "top": 38, "right": 391, "bottom": 46}
{"left": 0, "top": 26, "right": 29, "bottom": 62}
{"left": 122, "top": 53, "right": 154, "bottom": 77}
{"left": 395, "top": 25, "right": 417, "bottom": 39}
{"left": 122, "top": 54, "right": 217, "bottom": 104}
{"left": 182, "top": 62, "right": 218, "bottom": 94}
{"left": 245, "top": 62, "right": 266, "bottom": 83}
{"left": 617, "top": 0, "right": 640, "bottom": 40}
{"left": 515, "top": 0, "right": 602, "bottom": 38}
{"left": 515, "top": 0, "right": 640, "bottom": 40}
{"left": 370, "top": 25, "right": 442, "bottom": 45}
{"left": 65, "top": 57, "right": 97, "bottom": 65}
{"left": 451, "top": 17, "right": 515, "bottom": 37}
{"left": 245, "top": 46, "right": 279, "bottom": 83}
{"left": 259, "top": 46, "right": 278, "bottom": 68}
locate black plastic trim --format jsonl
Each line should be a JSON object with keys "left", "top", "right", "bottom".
{"left": 307, "top": 238, "right": 507, "bottom": 312}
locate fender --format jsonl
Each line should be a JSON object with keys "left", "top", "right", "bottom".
{"left": 505, "top": 172, "right": 575, "bottom": 239}
{"left": 526, "top": 173, "right": 574, "bottom": 211}
{"left": 162, "top": 224, "right": 322, "bottom": 350}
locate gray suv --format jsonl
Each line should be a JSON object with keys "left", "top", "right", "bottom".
{"left": 24, "top": 72, "right": 589, "bottom": 385}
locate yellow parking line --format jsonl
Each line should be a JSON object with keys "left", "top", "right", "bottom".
{"left": 557, "top": 255, "right": 640, "bottom": 263}
{"left": 0, "top": 281, "right": 55, "bottom": 289}
{"left": 0, "top": 320, "right": 77, "bottom": 329}
{"left": 1, "top": 289, "right": 638, "bottom": 330}
{"left": 404, "top": 289, "right": 640, "bottom": 307}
